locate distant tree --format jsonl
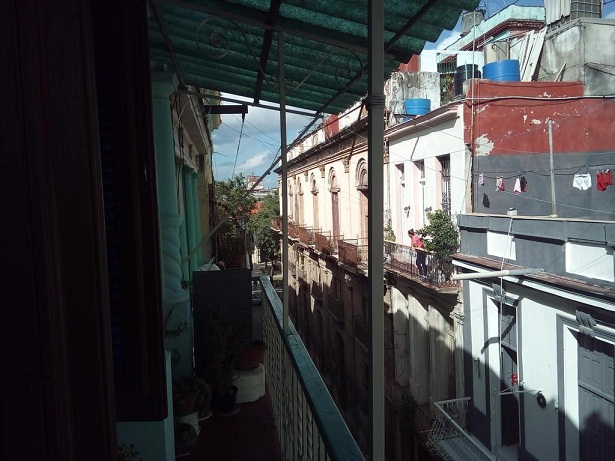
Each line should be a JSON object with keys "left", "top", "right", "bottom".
{"left": 248, "top": 192, "right": 280, "bottom": 268}
{"left": 215, "top": 174, "right": 257, "bottom": 229}
{"left": 214, "top": 174, "right": 257, "bottom": 267}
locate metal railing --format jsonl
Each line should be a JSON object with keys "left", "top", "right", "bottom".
{"left": 259, "top": 276, "right": 364, "bottom": 461}
{"left": 314, "top": 231, "right": 338, "bottom": 255}
{"left": 383, "top": 240, "right": 458, "bottom": 289}
{"left": 298, "top": 226, "right": 315, "bottom": 246}
{"left": 288, "top": 222, "right": 300, "bottom": 239}
{"left": 288, "top": 261, "right": 297, "bottom": 276}
{"left": 428, "top": 397, "right": 493, "bottom": 461}
{"left": 338, "top": 239, "right": 368, "bottom": 266}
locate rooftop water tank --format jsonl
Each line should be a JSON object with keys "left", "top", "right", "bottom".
{"left": 404, "top": 98, "right": 431, "bottom": 116}
{"left": 483, "top": 59, "right": 521, "bottom": 82}
{"left": 454, "top": 64, "right": 481, "bottom": 97}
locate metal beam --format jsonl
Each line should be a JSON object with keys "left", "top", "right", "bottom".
{"left": 279, "top": 30, "right": 290, "bottom": 335}
{"left": 150, "top": 0, "right": 186, "bottom": 86}
{"left": 452, "top": 268, "right": 544, "bottom": 280}
{"left": 202, "top": 104, "right": 248, "bottom": 115}
{"left": 253, "top": 0, "right": 282, "bottom": 104}
{"left": 180, "top": 89, "right": 320, "bottom": 118}
{"left": 368, "top": 1, "right": 385, "bottom": 460}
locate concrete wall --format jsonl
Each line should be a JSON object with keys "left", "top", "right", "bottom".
{"left": 464, "top": 80, "right": 615, "bottom": 220}
{"left": 385, "top": 71, "right": 442, "bottom": 127}
{"left": 386, "top": 104, "right": 469, "bottom": 243}
{"left": 462, "top": 275, "right": 615, "bottom": 461}
{"left": 458, "top": 215, "right": 615, "bottom": 288}
{"left": 539, "top": 19, "right": 615, "bottom": 96}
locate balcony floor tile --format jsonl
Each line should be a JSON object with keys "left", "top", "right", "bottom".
{"left": 187, "top": 390, "right": 281, "bottom": 461}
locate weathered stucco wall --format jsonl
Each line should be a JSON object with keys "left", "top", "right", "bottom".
{"left": 539, "top": 19, "right": 615, "bottom": 96}
{"left": 463, "top": 80, "right": 615, "bottom": 219}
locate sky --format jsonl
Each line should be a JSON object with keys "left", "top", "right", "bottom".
{"left": 211, "top": 0, "right": 615, "bottom": 188}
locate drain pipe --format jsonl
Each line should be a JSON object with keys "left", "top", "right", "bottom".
{"left": 452, "top": 268, "right": 544, "bottom": 280}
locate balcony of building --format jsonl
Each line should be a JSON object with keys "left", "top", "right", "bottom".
{"left": 384, "top": 240, "right": 459, "bottom": 292}
{"left": 314, "top": 230, "right": 340, "bottom": 255}
{"left": 338, "top": 238, "right": 369, "bottom": 268}
{"left": 427, "top": 397, "right": 494, "bottom": 461}
{"left": 187, "top": 274, "right": 364, "bottom": 460}
{"left": 327, "top": 292, "right": 345, "bottom": 324}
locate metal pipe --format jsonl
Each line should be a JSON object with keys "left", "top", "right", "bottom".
{"left": 548, "top": 120, "right": 557, "bottom": 217}
{"left": 452, "top": 268, "right": 544, "bottom": 280}
{"left": 279, "top": 30, "right": 289, "bottom": 335}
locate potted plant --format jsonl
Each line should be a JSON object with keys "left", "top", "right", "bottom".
{"left": 172, "top": 377, "right": 202, "bottom": 436}
{"left": 238, "top": 339, "right": 267, "bottom": 371}
{"left": 196, "top": 313, "right": 245, "bottom": 415}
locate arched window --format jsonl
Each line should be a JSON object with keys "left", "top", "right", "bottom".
{"left": 356, "top": 158, "right": 368, "bottom": 190}
{"left": 311, "top": 173, "right": 319, "bottom": 228}
{"left": 329, "top": 168, "right": 340, "bottom": 243}
{"left": 296, "top": 177, "right": 304, "bottom": 225}
{"left": 356, "top": 159, "right": 368, "bottom": 239}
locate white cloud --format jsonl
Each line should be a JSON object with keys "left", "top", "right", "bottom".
{"left": 605, "top": 9, "right": 615, "bottom": 19}
{"left": 436, "top": 31, "right": 462, "bottom": 50}
{"left": 210, "top": 94, "right": 314, "bottom": 187}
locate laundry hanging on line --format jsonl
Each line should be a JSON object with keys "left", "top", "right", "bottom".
{"left": 597, "top": 169, "right": 613, "bottom": 192}
{"left": 573, "top": 173, "right": 592, "bottom": 190}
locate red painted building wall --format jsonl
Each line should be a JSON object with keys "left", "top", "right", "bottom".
{"left": 463, "top": 80, "right": 615, "bottom": 156}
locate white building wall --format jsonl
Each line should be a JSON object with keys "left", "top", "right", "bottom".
{"left": 386, "top": 106, "right": 466, "bottom": 244}
{"left": 464, "top": 275, "right": 615, "bottom": 460}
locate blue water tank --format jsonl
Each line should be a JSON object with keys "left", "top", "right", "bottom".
{"left": 404, "top": 98, "right": 431, "bottom": 116}
{"left": 483, "top": 59, "right": 521, "bottom": 82}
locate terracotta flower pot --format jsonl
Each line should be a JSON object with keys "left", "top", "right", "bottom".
{"left": 237, "top": 340, "right": 267, "bottom": 370}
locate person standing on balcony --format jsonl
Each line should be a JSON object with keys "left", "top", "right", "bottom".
{"left": 408, "top": 229, "right": 427, "bottom": 277}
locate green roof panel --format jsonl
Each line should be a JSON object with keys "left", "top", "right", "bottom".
{"left": 149, "top": 0, "right": 480, "bottom": 114}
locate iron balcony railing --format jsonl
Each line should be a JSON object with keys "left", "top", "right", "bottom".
{"left": 313, "top": 230, "right": 338, "bottom": 255}
{"left": 428, "top": 397, "right": 493, "bottom": 461}
{"left": 259, "top": 276, "right": 364, "bottom": 461}
{"left": 338, "top": 239, "right": 368, "bottom": 267}
{"left": 288, "top": 261, "right": 297, "bottom": 277}
{"left": 297, "top": 226, "right": 315, "bottom": 246}
{"left": 383, "top": 240, "right": 458, "bottom": 290}
{"left": 288, "top": 222, "right": 300, "bottom": 240}
{"left": 327, "top": 293, "right": 344, "bottom": 323}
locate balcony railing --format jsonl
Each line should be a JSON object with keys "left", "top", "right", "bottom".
{"left": 327, "top": 293, "right": 344, "bottom": 323}
{"left": 314, "top": 231, "right": 338, "bottom": 255}
{"left": 288, "top": 261, "right": 297, "bottom": 276}
{"left": 384, "top": 240, "right": 458, "bottom": 290}
{"left": 338, "top": 239, "right": 368, "bottom": 267}
{"left": 428, "top": 397, "right": 493, "bottom": 461}
{"left": 297, "top": 226, "right": 315, "bottom": 246}
{"left": 259, "top": 276, "right": 364, "bottom": 461}
{"left": 354, "top": 317, "right": 369, "bottom": 348}
{"left": 288, "top": 222, "right": 300, "bottom": 239}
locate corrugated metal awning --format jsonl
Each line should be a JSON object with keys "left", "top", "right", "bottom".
{"left": 149, "top": 0, "right": 480, "bottom": 114}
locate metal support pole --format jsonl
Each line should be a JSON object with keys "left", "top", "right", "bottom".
{"left": 548, "top": 120, "right": 557, "bottom": 217}
{"left": 278, "top": 30, "right": 289, "bottom": 335}
{"left": 368, "top": 1, "right": 385, "bottom": 459}
{"left": 452, "top": 268, "right": 544, "bottom": 280}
